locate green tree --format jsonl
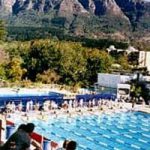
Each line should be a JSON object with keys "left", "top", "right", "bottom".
{"left": 0, "top": 20, "right": 6, "bottom": 40}
{"left": 130, "top": 84, "right": 142, "bottom": 99}
{"left": 36, "top": 69, "right": 60, "bottom": 84}
{"left": 118, "top": 54, "right": 130, "bottom": 70}
{"left": 0, "top": 64, "right": 6, "bottom": 80}
{"left": 59, "top": 42, "right": 87, "bottom": 85}
{"left": 5, "top": 41, "right": 30, "bottom": 59}
{"left": 85, "top": 49, "right": 113, "bottom": 86}
{"left": 25, "top": 40, "right": 61, "bottom": 81}
{"left": 6, "top": 57, "right": 26, "bottom": 82}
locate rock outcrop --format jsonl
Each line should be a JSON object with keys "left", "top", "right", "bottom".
{"left": 58, "top": 0, "right": 88, "bottom": 17}
{"left": 0, "top": 0, "right": 16, "bottom": 12}
{"left": 0, "top": 0, "right": 149, "bottom": 38}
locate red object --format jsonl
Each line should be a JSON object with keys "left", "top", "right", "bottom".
{"left": 31, "top": 132, "right": 44, "bottom": 143}
{"left": 6, "top": 120, "right": 14, "bottom": 126}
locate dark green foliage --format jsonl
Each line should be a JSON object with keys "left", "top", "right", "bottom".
{"left": 51, "top": 17, "right": 67, "bottom": 28}
{"left": 7, "top": 26, "right": 65, "bottom": 41}
{"left": 85, "top": 50, "right": 113, "bottom": 86}
{"left": 128, "top": 52, "right": 139, "bottom": 66}
{"left": 0, "top": 20, "right": 6, "bottom": 40}
{"left": 82, "top": 38, "right": 129, "bottom": 49}
{"left": 24, "top": 40, "right": 61, "bottom": 81}
{"left": 2, "top": 9, "right": 131, "bottom": 39}
{"left": 6, "top": 26, "right": 129, "bottom": 50}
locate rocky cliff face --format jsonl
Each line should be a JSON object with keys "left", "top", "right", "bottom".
{"left": 0, "top": 0, "right": 148, "bottom": 19}
{"left": 94, "top": 0, "right": 124, "bottom": 16}
{"left": 0, "top": 0, "right": 16, "bottom": 12}
{"left": 0, "top": 0, "right": 61, "bottom": 14}
{"left": 0, "top": 0, "right": 146, "bottom": 17}
{"left": 116, "top": 0, "right": 150, "bottom": 22}
{"left": 58, "top": 0, "right": 88, "bottom": 17}
{"left": 0, "top": 0, "right": 149, "bottom": 39}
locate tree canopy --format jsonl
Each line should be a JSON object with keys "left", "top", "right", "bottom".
{"left": 1, "top": 38, "right": 115, "bottom": 87}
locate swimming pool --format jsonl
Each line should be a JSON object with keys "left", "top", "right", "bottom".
{"left": 15, "top": 111, "right": 150, "bottom": 150}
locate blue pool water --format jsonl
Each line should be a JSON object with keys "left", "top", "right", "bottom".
{"left": 15, "top": 111, "right": 150, "bottom": 150}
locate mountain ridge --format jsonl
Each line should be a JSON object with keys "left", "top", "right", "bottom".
{"left": 0, "top": 0, "right": 150, "bottom": 40}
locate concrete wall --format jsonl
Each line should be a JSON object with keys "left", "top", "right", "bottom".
{"left": 98, "top": 73, "right": 121, "bottom": 88}
{"left": 97, "top": 73, "right": 131, "bottom": 88}
{"left": 139, "top": 51, "right": 150, "bottom": 73}
{"left": 146, "top": 52, "right": 150, "bottom": 73}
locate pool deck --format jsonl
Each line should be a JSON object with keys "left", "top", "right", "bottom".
{"left": 138, "top": 106, "right": 150, "bottom": 114}
{"left": 5, "top": 102, "right": 150, "bottom": 122}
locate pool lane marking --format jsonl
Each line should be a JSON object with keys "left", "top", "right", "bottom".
{"left": 86, "top": 136, "right": 94, "bottom": 141}
{"left": 102, "top": 134, "right": 111, "bottom": 139}
{"left": 74, "top": 132, "right": 82, "bottom": 136}
{"left": 79, "top": 144, "right": 87, "bottom": 149}
{"left": 80, "top": 126, "right": 87, "bottom": 130}
{"left": 91, "top": 130, "right": 98, "bottom": 134}
{"left": 100, "top": 126, "right": 107, "bottom": 130}
{"left": 124, "top": 134, "right": 132, "bottom": 138}
{"left": 114, "top": 147, "right": 121, "bottom": 150}
{"left": 128, "top": 124, "right": 136, "bottom": 128}
{"left": 89, "top": 123, "right": 96, "bottom": 126}
{"left": 111, "top": 130, "right": 119, "bottom": 134}
{"left": 138, "top": 139, "right": 148, "bottom": 143}
{"left": 131, "top": 144, "right": 141, "bottom": 149}
{"left": 64, "top": 128, "right": 70, "bottom": 131}
{"left": 141, "top": 127, "right": 149, "bottom": 131}
{"left": 99, "top": 141, "right": 108, "bottom": 147}
{"left": 141, "top": 119, "right": 149, "bottom": 122}
{"left": 129, "top": 129, "right": 137, "bottom": 133}
{"left": 117, "top": 126, "right": 124, "bottom": 129}
{"left": 55, "top": 134, "right": 61, "bottom": 137}
{"left": 116, "top": 139, "right": 124, "bottom": 144}
{"left": 142, "top": 134, "right": 150, "bottom": 138}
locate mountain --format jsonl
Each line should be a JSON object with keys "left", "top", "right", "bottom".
{"left": 0, "top": 0, "right": 150, "bottom": 40}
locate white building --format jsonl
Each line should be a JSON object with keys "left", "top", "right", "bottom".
{"left": 139, "top": 51, "right": 150, "bottom": 74}
{"left": 117, "top": 84, "right": 131, "bottom": 99}
{"left": 97, "top": 73, "right": 131, "bottom": 88}
{"left": 97, "top": 73, "right": 133, "bottom": 99}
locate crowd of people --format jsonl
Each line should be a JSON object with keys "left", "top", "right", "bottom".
{"left": 2, "top": 100, "right": 59, "bottom": 114}
{"left": 0, "top": 98, "right": 130, "bottom": 121}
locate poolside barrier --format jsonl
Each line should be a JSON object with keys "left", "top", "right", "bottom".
{"left": 6, "top": 125, "right": 15, "bottom": 139}
{"left": 31, "top": 132, "right": 59, "bottom": 150}
{"left": 31, "top": 132, "right": 43, "bottom": 143}
{"left": 6, "top": 120, "right": 14, "bottom": 126}
{"left": 43, "top": 139, "right": 51, "bottom": 150}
